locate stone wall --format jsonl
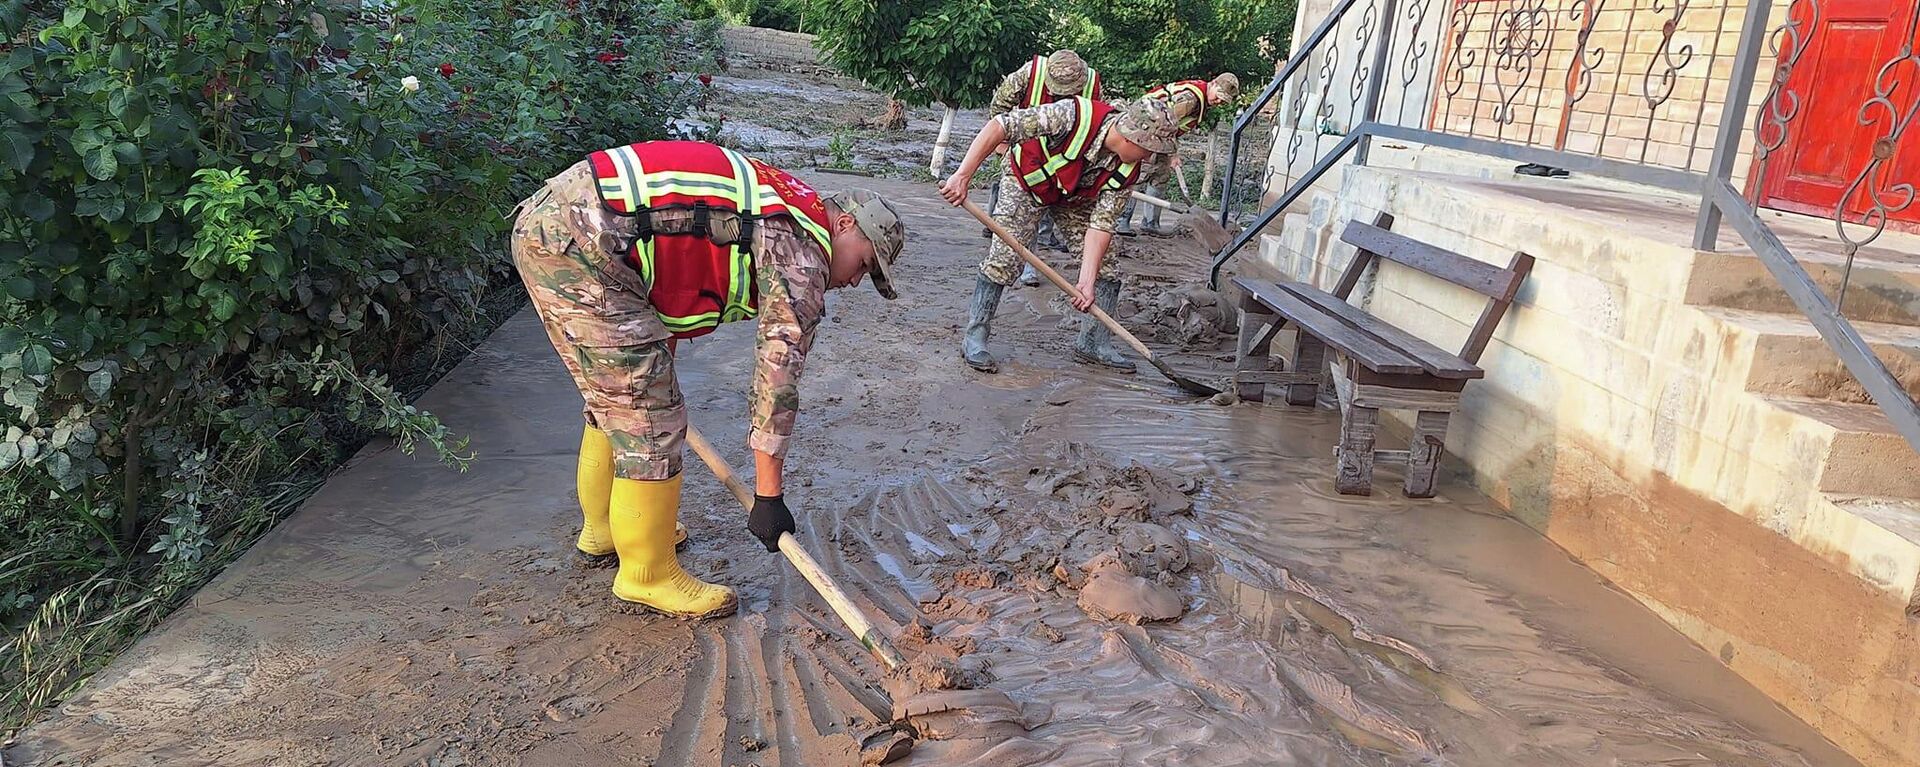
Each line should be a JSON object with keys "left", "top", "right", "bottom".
{"left": 720, "top": 25, "right": 820, "bottom": 68}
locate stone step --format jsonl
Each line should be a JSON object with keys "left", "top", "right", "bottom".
{"left": 1687, "top": 248, "right": 1920, "bottom": 328}
{"left": 1806, "top": 493, "right": 1920, "bottom": 616}
{"left": 1695, "top": 306, "right": 1920, "bottom": 403}
{"left": 1759, "top": 395, "right": 1920, "bottom": 499}
{"left": 1722, "top": 396, "right": 1920, "bottom": 611}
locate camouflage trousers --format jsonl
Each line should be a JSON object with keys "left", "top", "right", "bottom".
{"left": 509, "top": 171, "right": 687, "bottom": 481}
{"left": 979, "top": 173, "right": 1121, "bottom": 287}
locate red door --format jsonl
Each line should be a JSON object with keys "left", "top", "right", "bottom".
{"left": 1755, "top": 0, "right": 1920, "bottom": 228}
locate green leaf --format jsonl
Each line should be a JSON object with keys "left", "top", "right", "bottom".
{"left": 5, "top": 275, "right": 32, "bottom": 300}
{"left": 84, "top": 145, "right": 117, "bottom": 179}
{"left": 0, "top": 129, "right": 32, "bottom": 172}
{"left": 109, "top": 43, "right": 137, "bottom": 70}
{"left": 134, "top": 200, "right": 163, "bottom": 222}
{"left": 20, "top": 193, "right": 52, "bottom": 221}
{"left": 210, "top": 291, "right": 238, "bottom": 321}
{"left": 86, "top": 368, "right": 111, "bottom": 398}
{"left": 62, "top": 6, "right": 85, "bottom": 27}
{"left": 21, "top": 344, "right": 51, "bottom": 376}
{"left": 0, "top": 328, "right": 18, "bottom": 355}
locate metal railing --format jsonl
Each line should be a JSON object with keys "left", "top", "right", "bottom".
{"left": 1212, "top": 0, "right": 1920, "bottom": 455}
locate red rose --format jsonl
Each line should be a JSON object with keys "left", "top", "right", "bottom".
{"left": 698, "top": 73, "right": 712, "bottom": 85}
{"left": 596, "top": 52, "right": 627, "bottom": 64}
{"left": 438, "top": 62, "right": 455, "bottom": 78}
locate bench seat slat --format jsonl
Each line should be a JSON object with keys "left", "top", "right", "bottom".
{"left": 1278, "top": 282, "right": 1485, "bottom": 380}
{"left": 1234, "top": 278, "right": 1425, "bottom": 375}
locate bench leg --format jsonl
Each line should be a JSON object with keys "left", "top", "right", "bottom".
{"left": 1334, "top": 404, "right": 1378, "bottom": 496}
{"left": 1235, "top": 302, "right": 1278, "bottom": 402}
{"left": 1404, "top": 410, "right": 1451, "bottom": 498}
{"left": 1288, "top": 334, "right": 1326, "bottom": 407}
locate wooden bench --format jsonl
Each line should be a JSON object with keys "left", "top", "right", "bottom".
{"left": 1232, "top": 213, "right": 1534, "bottom": 498}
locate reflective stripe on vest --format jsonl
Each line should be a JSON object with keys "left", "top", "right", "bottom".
{"left": 1144, "top": 80, "right": 1208, "bottom": 133}
{"left": 1014, "top": 96, "right": 1100, "bottom": 189}
{"left": 1007, "top": 98, "right": 1139, "bottom": 205}
{"left": 1022, "top": 55, "right": 1101, "bottom": 107}
{"left": 589, "top": 142, "right": 833, "bottom": 337}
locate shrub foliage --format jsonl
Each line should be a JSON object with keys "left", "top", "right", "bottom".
{"left": 0, "top": 0, "right": 718, "bottom": 725}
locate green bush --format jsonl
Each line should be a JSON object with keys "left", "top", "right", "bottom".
{"left": 0, "top": 0, "right": 717, "bottom": 727}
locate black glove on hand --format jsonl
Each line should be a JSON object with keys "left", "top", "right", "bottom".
{"left": 749, "top": 494, "right": 796, "bottom": 553}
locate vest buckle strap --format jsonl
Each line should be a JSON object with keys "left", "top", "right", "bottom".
{"left": 632, "top": 210, "right": 655, "bottom": 242}
{"left": 690, "top": 200, "right": 711, "bottom": 238}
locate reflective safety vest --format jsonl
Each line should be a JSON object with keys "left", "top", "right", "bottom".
{"left": 1007, "top": 97, "right": 1143, "bottom": 206}
{"left": 1145, "top": 79, "right": 1209, "bottom": 134}
{"left": 587, "top": 141, "right": 833, "bottom": 340}
{"left": 1022, "top": 54, "right": 1101, "bottom": 107}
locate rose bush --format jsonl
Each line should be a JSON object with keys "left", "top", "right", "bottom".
{"left": 0, "top": 0, "right": 718, "bottom": 725}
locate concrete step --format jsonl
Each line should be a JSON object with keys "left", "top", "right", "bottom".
{"left": 1758, "top": 395, "right": 1920, "bottom": 498}
{"left": 1695, "top": 306, "right": 1920, "bottom": 403}
{"left": 1687, "top": 248, "right": 1920, "bottom": 327}
{"left": 1807, "top": 493, "right": 1920, "bottom": 616}
{"left": 1719, "top": 396, "right": 1920, "bottom": 611}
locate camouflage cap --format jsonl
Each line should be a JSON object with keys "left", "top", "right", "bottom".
{"left": 1114, "top": 98, "right": 1179, "bottom": 155}
{"left": 1044, "top": 49, "right": 1088, "bottom": 96}
{"left": 1210, "top": 72, "right": 1241, "bottom": 101}
{"left": 828, "top": 188, "right": 906, "bottom": 300}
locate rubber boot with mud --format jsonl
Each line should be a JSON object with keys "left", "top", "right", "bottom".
{"left": 963, "top": 275, "right": 1005, "bottom": 373}
{"left": 1017, "top": 263, "right": 1042, "bottom": 287}
{"left": 1073, "top": 278, "right": 1136, "bottom": 372}
{"left": 608, "top": 475, "right": 737, "bottom": 619}
{"left": 576, "top": 427, "right": 685, "bottom": 569}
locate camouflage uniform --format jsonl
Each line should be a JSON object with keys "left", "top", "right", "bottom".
{"left": 980, "top": 100, "right": 1132, "bottom": 287}
{"left": 510, "top": 161, "right": 827, "bottom": 480}
{"left": 985, "top": 58, "right": 1104, "bottom": 250}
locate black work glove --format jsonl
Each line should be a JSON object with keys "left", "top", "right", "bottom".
{"left": 748, "top": 494, "right": 796, "bottom": 553}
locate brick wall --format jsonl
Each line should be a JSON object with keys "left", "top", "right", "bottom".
{"left": 1430, "top": 0, "right": 1769, "bottom": 186}
{"left": 720, "top": 25, "right": 820, "bottom": 67}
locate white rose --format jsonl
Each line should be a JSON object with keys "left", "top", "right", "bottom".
{"left": 400, "top": 75, "right": 420, "bottom": 92}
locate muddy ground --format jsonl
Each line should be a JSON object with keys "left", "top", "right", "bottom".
{"left": 5, "top": 66, "right": 1863, "bottom": 767}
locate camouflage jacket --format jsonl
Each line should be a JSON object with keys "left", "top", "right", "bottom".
{"left": 556, "top": 162, "right": 826, "bottom": 459}
{"left": 988, "top": 60, "right": 1106, "bottom": 118}
{"left": 997, "top": 100, "right": 1132, "bottom": 230}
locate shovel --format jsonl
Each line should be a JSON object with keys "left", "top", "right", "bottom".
{"left": 683, "top": 425, "right": 907, "bottom": 672}
{"left": 1129, "top": 190, "right": 1233, "bottom": 254}
{"left": 683, "top": 426, "right": 918, "bottom": 764}
{"left": 960, "top": 198, "right": 1223, "bottom": 397}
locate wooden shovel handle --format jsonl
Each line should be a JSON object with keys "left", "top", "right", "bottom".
{"left": 960, "top": 199, "right": 1159, "bottom": 362}
{"left": 683, "top": 426, "right": 906, "bottom": 672}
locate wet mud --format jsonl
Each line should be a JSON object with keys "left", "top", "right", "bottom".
{"left": 5, "top": 66, "right": 1864, "bottom": 767}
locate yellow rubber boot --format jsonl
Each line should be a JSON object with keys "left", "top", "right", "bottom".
{"left": 609, "top": 475, "right": 737, "bottom": 619}
{"left": 574, "top": 427, "right": 618, "bottom": 565}
{"left": 577, "top": 427, "right": 685, "bottom": 567}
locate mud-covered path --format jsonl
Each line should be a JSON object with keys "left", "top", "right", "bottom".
{"left": 7, "top": 180, "right": 1860, "bottom": 765}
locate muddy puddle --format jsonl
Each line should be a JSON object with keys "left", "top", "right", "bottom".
{"left": 814, "top": 383, "right": 1852, "bottom": 766}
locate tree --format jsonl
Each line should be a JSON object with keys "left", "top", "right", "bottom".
{"left": 807, "top": 0, "right": 1050, "bottom": 175}
{"left": 1063, "top": 0, "right": 1295, "bottom": 105}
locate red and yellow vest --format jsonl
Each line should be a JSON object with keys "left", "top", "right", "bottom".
{"left": 588, "top": 141, "right": 833, "bottom": 339}
{"left": 1022, "top": 54, "right": 1101, "bottom": 107}
{"left": 1145, "top": 79, "right": 1209, "bottom": 133}
{"left": 1008, "top": 97, "right": 1144, "bottom": 206}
